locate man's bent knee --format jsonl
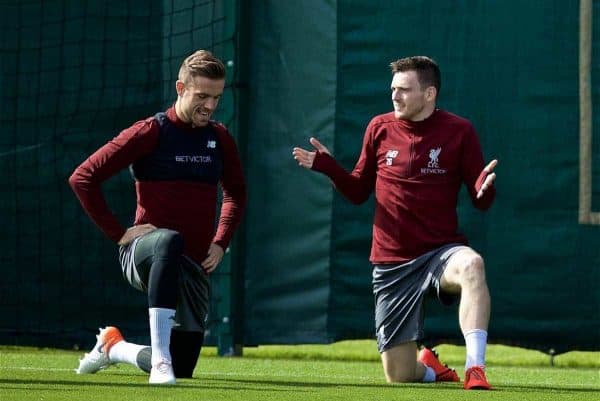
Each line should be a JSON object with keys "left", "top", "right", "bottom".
{"left": 443, "top": 249, "right": 486, "bottom": 290}
{"left": 385, "top": 370, "right": 417, "bottom": 383}
{"left": 460, "top": 253, "right": 486, "bottom": 285}
{"left": 152, "top": 229, "right": 184, "bottom": 259}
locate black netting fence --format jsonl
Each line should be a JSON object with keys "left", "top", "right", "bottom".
{"left": 0, "top": 0, "right": 239, "bottom": 350}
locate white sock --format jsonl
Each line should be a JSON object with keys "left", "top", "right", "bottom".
{"left": 422, "top": 366, "right": 436, "bottom": 382}
{"left": 149, "top": 307, "right": 176, "bottom": 366}
{"left": 464, "top": 329, "right": 487, "bottom": 369}
{"left": 109, "top": 341, "right": 147, "bottom": 368}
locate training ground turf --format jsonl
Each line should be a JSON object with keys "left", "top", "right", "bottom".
{"left": 1, "top": 342, "right": 598, "bottom": 401}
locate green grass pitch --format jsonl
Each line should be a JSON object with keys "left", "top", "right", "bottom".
{"left": 1, "top": 341, "right": 598, "bottom": 401}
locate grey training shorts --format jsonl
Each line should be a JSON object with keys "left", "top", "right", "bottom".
{"left": 373, "top": 243, "right": 468, "bottom": 353}
{"left": 119, "top": 235, "right": 210, "bottom": 332}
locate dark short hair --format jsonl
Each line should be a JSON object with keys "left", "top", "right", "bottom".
{"left": 389, "top": 56, "right": 441, "bottom": 94}
{"left": 178, "top": 50, "right": 226, "bottom": 83}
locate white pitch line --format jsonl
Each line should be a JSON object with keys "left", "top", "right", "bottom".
{"left": 0, "top": 366, "right": 73, "bottom": 372}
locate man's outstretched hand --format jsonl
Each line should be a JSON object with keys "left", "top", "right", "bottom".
{"left": 292, "top": 137, "right": 331, "bottom": 169}
{"left": 477, "top": 159, "right": 498, "bottom": 199}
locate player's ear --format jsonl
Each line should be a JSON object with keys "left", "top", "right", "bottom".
{"left": 176, "top": 80, "right": 185, "bottom": 97}
{"left": 425, "top": 86, "right": 437, "bottom": 102}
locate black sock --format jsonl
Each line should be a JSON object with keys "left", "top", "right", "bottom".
{"left": 170, "top": 330, "right": 204, "bottom": 378}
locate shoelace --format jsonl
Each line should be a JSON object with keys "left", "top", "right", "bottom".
{"left": 469, "top": 367, "right": 484, "bottom": 380}
{"left": 154, "top": 362, "right": 172, "bottom": 374}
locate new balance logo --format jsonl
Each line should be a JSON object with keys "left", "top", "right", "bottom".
{"left": 385, "top": 150, "right": 399, "bottom": 166}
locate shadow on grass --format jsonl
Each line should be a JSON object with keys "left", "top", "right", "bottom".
{"left": 0, "top": 378, "right": 293, "bottom": 393}
{"left": 2, "top": 376, "right": 597, "bottom": 395}
{"left": 208, "top": 377, "right": 463, "bottom": 391}
{"left": 208, "top": 376, "right": 600, "bottom": 394}
{"left": 497, "top": 383, "right": 599, "bottom": 393}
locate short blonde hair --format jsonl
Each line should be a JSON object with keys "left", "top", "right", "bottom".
{"left": 178, "top": 50, "right": 226, "bottom": 84}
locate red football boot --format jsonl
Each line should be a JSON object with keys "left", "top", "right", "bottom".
{"left": 418, "top": 347, "right": 460, "bottom": 382}
{"left": 464, "top": 366, "right": 492, "bottom": 390}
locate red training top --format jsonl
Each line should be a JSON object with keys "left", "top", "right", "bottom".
{"left": 69, "top": 106, "right": 246, "bottom": 265}
{"left": 312, "top": 109, "right": 495, "bottom": 264}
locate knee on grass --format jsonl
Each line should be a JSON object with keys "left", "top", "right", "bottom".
{"left": 385, "top": 371, "right": 420, "bottom": 383}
